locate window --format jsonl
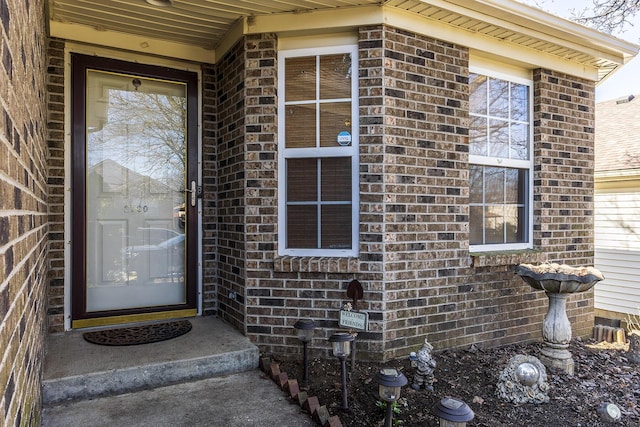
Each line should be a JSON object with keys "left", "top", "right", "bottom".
{"left": 469, "top": 67, "right": 533, "bottom": 251}
{"left": 278, "top": 46, "right": 359, "bottom": 256}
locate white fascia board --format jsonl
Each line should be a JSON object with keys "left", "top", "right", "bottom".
{"left": 431, "top": 0, "right": 638, "bottom": 61}
{"left": 471, "top": 0, "right": 639, "bottom": 60}
{"left": 244, "top": 4, "right": 609, "bottom": 80}
{"left": 244, "top": 4, "right": 383, "bottom": 35}
{"left": 245, "top": 1, "right": 638, "bottom": 63}
{"left": 596, "top": 169, "right": 640, "bottom": 182}
{"left": 50, "top": 20, "right": 215, "bottom": 64}
{"left": 384, "top": 7, "right": 602, "bottom": 81}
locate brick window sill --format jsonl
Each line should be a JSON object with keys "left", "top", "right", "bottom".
{"left": 470, "top": 250, "right": 546, "bottom": 268}
{"left": 273, "top": 256, "right": 359, "bottom": 273}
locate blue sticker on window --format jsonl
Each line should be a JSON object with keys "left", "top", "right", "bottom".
{"left": 337, "top": 131, "right": 352, "bottom": 146}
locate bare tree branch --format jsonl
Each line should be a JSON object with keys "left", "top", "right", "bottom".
{"left": 528, "top": 0, "right": 640, "bottom": 35}
{"left": 568, "top": 0, "right": 640, "bottom": 34}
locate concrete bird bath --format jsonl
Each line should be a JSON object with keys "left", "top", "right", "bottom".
{"left": 516, "top": 263, "right": 604, "bottom": 375}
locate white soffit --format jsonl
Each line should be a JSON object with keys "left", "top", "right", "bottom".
{"left": 48, "top": 0, "right": 638, "bottom": 80}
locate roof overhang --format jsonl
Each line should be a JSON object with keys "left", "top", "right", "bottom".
{"left": 596, "top": 169, "right": 640, "bottom": 182}
{"left": 49, "top": 0, "right": 638, "bottom": 81}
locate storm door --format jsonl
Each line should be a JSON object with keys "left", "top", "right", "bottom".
{"left": 71, "top": 54, "right": 198, "bottom": 328}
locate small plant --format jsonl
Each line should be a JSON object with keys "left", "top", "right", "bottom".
{"left": 626, "top": 310, "right": 640, "bottom": 334}
{"left": 625, "top": 308, "right": 640, "bottom": 364}
{"left": 376, "top": 399, "right": 405, "bottom": 426}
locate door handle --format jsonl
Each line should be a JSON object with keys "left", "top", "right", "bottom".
{"left": 190, "top": 180, "right": 197, "bottom": 207}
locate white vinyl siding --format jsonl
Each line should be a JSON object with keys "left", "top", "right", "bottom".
{"left": 595, "top": 249, "right": 640, "bottom": 315}
{"left": 594, "top": 184, "right": 640, "bottom": 315}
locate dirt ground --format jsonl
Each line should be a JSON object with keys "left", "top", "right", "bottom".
{"left": 276, "top": 338, "right": 640, "bottom": 426}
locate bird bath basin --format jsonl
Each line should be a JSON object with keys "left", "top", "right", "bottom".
{"left": 516, "top": 263, "right": 604, "bottom": 375}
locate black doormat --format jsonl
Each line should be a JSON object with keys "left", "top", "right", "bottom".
{"left": 83, "top": 320, "right": 192, "bottom": 346}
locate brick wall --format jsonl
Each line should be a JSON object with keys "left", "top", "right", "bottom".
{"left": 40, "top": 25, "right": 596, "bottom": 364}
{"left": 244, "top": 25, "right": 596, "bottom": 362}
{"left": 369, "top": 29, "right": 594, "bottom": 359}
{"left": 243, "top": 34, "right": 282, "bottom": 341}
{"left": 239, "top": 33, "right": 385, "bottom": 358}
{"left": 533, "top": 69, "right": 595, "bottom": 264}
{"left": 201, "top": 64, "right": 218, "bottom": 316}
{"left": 365, "top": 26, "right": 473, "bottom": 360}
{"left": 1, "top": 1, "right": 49, "bottom": 425}
{"left": 532, "top": 68, "right": 597, "bottom": 336}
{"left": 46, "top": 38, "right": 65, "bottom": 333}
{"left": 216, "top": 40, "right": 248, "bottom": 331}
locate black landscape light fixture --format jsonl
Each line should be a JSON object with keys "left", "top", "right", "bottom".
{"left": 375, "top": 367, "right": 408, "bottom": 427}
{"left": 293, "top": 318, "right": 316, "bottom": 386}
{"left": 328, "top": 332, "right": 355, "bottom": 411}
{"left": 432, "top": 397, "right": 475, "bottom": 427}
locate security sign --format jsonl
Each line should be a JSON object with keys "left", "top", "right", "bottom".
{"left": 337, "top": 131, "right": 352, "bottom": 146}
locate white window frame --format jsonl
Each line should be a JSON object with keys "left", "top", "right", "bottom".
{"left": 277, "top": 44, "right": 359, "bottom": 257}
{"left": 469, "top": 65, "right": 534, "bottom": 252}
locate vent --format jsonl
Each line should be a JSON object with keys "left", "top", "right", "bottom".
{"left": 616, "top": 94, "right": 635, "bottom": 104}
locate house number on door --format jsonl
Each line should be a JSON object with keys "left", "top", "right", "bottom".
{"left": 123, "top": 205, "right": 148, "bottom": 213}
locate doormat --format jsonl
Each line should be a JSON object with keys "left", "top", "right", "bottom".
{"left": 83, "top": 320, "right": 192, "bottom": 346}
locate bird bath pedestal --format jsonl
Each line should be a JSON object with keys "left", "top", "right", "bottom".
{"left": 516, "top": 263, "right": 604, "bottom": 375}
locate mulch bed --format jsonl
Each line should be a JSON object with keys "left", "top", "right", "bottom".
{"left": 273, "top": 338, "right": 640, "bottom": 426}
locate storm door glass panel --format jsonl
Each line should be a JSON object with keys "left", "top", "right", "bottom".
{"left": 85, "top": 70, "right": 187, "bottom": 312}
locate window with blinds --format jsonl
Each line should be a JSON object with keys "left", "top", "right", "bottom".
{"left": 278, "top": 45, "right": 359, "bottom": 256}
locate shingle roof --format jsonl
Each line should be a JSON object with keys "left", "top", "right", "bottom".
{"left": 595, "top": 94, "right": 640, "bottom": 172}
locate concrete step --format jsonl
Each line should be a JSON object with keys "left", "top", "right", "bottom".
{"left": 42, "top": 317, "right": 259, "bottom": 405}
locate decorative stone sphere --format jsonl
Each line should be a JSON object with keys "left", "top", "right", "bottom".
{"left": 516, "top": 362, "right": 540, "bottom": 386}
{"left": 497, "top": 354, "right": 549, "bottom": 404}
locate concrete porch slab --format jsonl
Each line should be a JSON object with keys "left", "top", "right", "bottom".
{"left": 42, "top": 316, "right": 259, "bottom": 404}
{"left": 41, "top": 369, "right": 316, "bottom": 427}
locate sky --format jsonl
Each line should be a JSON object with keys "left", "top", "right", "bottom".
{"left": 521, "top": 0, "right": 640, "bottom": 102}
